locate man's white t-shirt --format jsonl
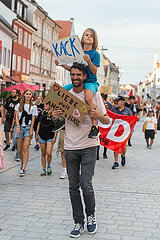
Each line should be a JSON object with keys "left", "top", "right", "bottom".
{"left": 15, "top": 103, "right": 38, "bottom": 127}
{"left": 64, "top": 90, "right": 106, "bottom": 150}
{"left": 145, "top": 116, "right": 157, "bottom": 130}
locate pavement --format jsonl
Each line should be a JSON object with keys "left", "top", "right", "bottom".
{"left": 0, "top": 119, "right": 160, "bottom": 240}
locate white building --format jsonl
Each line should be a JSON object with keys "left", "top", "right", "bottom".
{"left": 0, "top": 2, "right": 17, "bottom": 84}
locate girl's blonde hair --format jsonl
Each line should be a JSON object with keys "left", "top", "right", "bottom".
{"left": 18, "top": 89, "right": 33, "bottom": 112}
{"left": 81, "top": 28, "right": 98, "bottom": 50}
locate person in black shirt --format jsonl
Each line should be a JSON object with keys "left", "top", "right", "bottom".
{"left": 33, "top": 96, "right": 44, "bottom": 150}
{"left": 36, "top": 103, "right": 57, "bottom": 176}
{"left": 3, "top": 89, "right": 20, "bottom": 151}
{"left": 125, "top": 95, "right": 136, "bottom": 146}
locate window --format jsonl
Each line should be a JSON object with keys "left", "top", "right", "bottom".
{"left": 17, "top": 1, "right": 22, "bottom": 17}
{"left": 47, "top": 53, "right": 50, "bottom": 70}
{"left": 22, "top": 58, "right": 26, "bottom": 73}
{"left": 14, "top": 25, "right": 18, "bottom": 43}
{"left": 3, "top": 48, "right": 7, "bottom": 66}
{"left": 17, "top": 56, "right": 21, "bottom": 72}
{"left": 38, "top": 19, "right": 41, "bottom": 37}
{"left": 7, "top": 50, "right": 10, "bottom": 68}
{"left": 24, "top": 32, "right": 28, "bottom": 47}
{"left": 26, "top": 60, "right": 30, "bottom": 74}
{"left": 36, "top": 52, "right": 40, "bottom": 67}
{"left": 28, "top": 35, "right": 31, "bottom": 49}
{"left": 31, "top": 50, "right": 35, "bottom": 65}
{"left": 23, "top": 7, "right": 27, "bottom": 20}
{"left": 12, "top": 54, "right": 16, "bottom": 70}
{"left": 44, "top": 54, "right": 46, "bottom": 69}
{"left": 46, "top": 27, "right": 48, "bottom": 41}
{"left": 18, "top": 28, "right": 22, "bottom": 45}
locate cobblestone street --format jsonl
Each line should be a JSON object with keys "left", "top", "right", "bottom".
{"left": 1, "top": 120, "right": 160, "bottom": 240}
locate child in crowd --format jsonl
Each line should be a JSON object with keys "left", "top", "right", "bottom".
{"left": 142, "top": 109, "right": 157, "bottom": 149}
{"left": 34, "top": 96, "right": 44, "bottom": 150}
{"left": 15, "top": 89, "right": 37, "bottom": 177}
{"left": 55, "top": 28, "right": 100, "bottom": 138}
{"left": 36, "top": 104, "right": 57, "bottom": 176}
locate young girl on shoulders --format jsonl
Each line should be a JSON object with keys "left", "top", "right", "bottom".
{"left": 56, "top": 28, "right": 100, "bottom": 138}
{"left": 15, "top": 89, "right": 37, "bottom": 177}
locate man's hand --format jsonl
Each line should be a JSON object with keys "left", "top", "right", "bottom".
{"left": 55, "top": 60, "right": 59, "bottom": 66}
{"left": 15, "top": 127, "right": 20, "bottom": 135}
{"left": 52, "top": 110, "right": 63, "bottom": 120}
{"left": 88, "top": 107, "right": 99, "bottom": 120}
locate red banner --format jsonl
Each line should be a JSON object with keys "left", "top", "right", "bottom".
{"left": 99, "top": 109, "right": 138, "bottom": 154}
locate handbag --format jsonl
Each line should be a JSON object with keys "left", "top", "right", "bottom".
{"left": 0, "top": 148, "right": 5, "bottom": 169}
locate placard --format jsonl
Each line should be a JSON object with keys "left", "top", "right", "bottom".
{"left": 43, "top": 83, "right": 90, "bottom": 127}
{"left": 51, "top": 35, "right": 84, "bottom": 65}
{"left": 100, "top": 86, "right": 112, "bottom": 95}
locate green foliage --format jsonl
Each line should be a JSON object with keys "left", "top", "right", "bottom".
{"left": 0, "top": 91, "right": 10, "bottom": 101}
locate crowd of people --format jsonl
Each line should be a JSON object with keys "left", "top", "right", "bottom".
{"left": 0, "top": 27, "right": 160, "bottom": 238}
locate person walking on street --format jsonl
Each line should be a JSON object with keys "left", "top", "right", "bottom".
{"left": 34, "top": 96, "right": 44, "bottom": 151}
{"left": 3, "top": 89, "right": 20, "bottom": 151}
{"left": 111, "top": 96, "right": 133, "bottom": 169}
{"left": 142, "top": 109, "right": 157, "bottom": 149}
{"left": 36, "top": 103, "right": 57, "bottom": 176}
{"left": 52, "top": 63, "right": 110, "bottom": 238}
{"left": 15, "top": 89, "right": 37, "bottom": 177}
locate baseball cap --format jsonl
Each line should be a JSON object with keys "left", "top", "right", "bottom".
{"left": 116, "top": 96, "right": 125, "bottom": 102}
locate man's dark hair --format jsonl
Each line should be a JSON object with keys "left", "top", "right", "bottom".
{"left": 70, "top": 63, "right": 86, "bottom": 75}
{"left": 101, "top": 93, "right": 108, "bottom": 101}
{"left": 129, "top": 95, "right": 135, "bottom": 100}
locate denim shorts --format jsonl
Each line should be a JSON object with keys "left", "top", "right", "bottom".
{"left": 38, "top": 136, "right": 53, "bottom": 144}
{"left": 16, "top": 125, "right": 31, "bottom": 139}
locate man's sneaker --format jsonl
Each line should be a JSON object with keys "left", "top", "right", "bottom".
{"left": 40, "top": 169, "right": 46, "bottom": 176}
{"left": 12, "top": 145, "right": 16, "bottom": 151}
{"left": 52, "top": 117, "right": 65, "bottom": 132}
{"left": 87, "top": 214, "right": 97, "bottom": 235}
{"left": 34, "top": 144, "right": 40, "bottom": 150}
{"left": 20, "top": 169, "right": 25, "bottom": 177}
{"left": 146, "top": 144, "right": 149, "bottom": 148}
{"left": 47, "top": 166, "right": 52, "bottom": 175}
{"left": 15, "top": 158, "right": 20, "bottom": 162}
{"left": 103, "top": 154, "right": 108, "bottom": 159}
{"left": 112, "top": 162, "right": 119, "bottom": 169}
{"left": 3, "top": 144, "right": 10, "bottom": 151}
{"left": 60, "top": 170, "right": 68, "bottom": 179}
{"left": 121, "top": 156, "right": 126, "bottom": 166}
{"left": 88, "top": 126, "right": 99, "bottom": 139}
{"left": 70, "top": 223, "right": 84, "bottom": 238}
{"left": 148, "top": 145, "right": 152, "bottom": 149}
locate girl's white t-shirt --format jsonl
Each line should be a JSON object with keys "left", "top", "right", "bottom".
{"left": 15, "top": 103, "right": 38, "bottom": 127}
{"left": 145, "top": 116, "right": 157, "bottom": 130}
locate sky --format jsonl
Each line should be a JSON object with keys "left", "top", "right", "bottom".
{"left": 37, "top": 0, "right": 160, "bottom": 84}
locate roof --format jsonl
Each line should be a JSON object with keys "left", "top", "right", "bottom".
{"left": 55, "top": 20, "right": 72, "bottom": 38}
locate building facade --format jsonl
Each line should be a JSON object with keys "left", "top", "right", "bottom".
{"left": 0, "top": 1, "right": 17, "bottom": 85}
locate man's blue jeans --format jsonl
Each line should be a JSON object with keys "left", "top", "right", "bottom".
{"left": 65, "top": 146, "right": 97, "bottom": 225}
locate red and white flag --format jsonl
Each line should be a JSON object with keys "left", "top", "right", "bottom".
{"left": 99, "top": 109, "right": 138, "bottom": 154}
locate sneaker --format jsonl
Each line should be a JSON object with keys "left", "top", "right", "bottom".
{"left": 34, "top": 144, "right": 39, "bottom": 150}
{"left": 40, "top": 169, "right": 46, "bottom": 176}
{"left": 52, "top": 117, "right": 65, "bottom": 132}
{"left": 112, "top": 162, "right": 119, "bottom": 169}
{"left": 103, "top": 154, "right": 108, "bottom": 159}
{"left": 3, "top": 144, "right": 10, "bottom": 151}
{"left": 121, "top": 156, "right": 126, "bottom": 166}
{"left": 146, "top": 144, "right": 149, "bottom": 148}
{"left": 87, "top": 214, "right": 97, "bottom": 235}
{"left": 88, "top": 126, "right": 99, "bottom": 139}
{"left": 12, "top": 145, "right": 16, "bottom": 151}
{"left": 20, "top": 169, "right": 25, "bottom": 177}
{"left": 70, "top": 223, "right": 84, "bottom": 238}
{"left": 148, "top": 145, "right": 152, "bottom": 149}
{"left": 15, "top": 158, "right": 20, "bottom": 162}
{"left": 60, "top": 170, "right": 68, "bottom": 179}
{"left": 47, "top": 166, "right": 52, "bottom": 175}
